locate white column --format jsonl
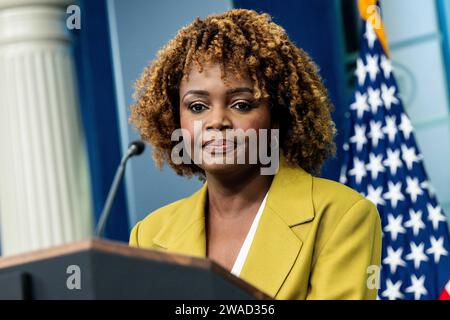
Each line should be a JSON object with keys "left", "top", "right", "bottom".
{"left": 0, "top": 0, "right": 93, "bottom": 255}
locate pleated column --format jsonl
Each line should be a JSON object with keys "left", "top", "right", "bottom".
{"left": 0, "top": 0, "right": 93, "bottom": 255}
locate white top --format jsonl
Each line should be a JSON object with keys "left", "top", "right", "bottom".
{"left": 230, "top": 191, "right": 269, "bottom": 277}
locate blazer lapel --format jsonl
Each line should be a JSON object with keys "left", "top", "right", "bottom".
{"left": 239, "top": 154, "right": 315, "bottom": 298}
{"left": 238, "top": 205, "right": 303, "bottom": 298}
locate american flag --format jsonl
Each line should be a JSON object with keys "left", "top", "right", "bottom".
{"left": 340, "top": 4, "right": 450, "bottom": 300}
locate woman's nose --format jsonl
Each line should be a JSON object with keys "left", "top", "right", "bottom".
{"left": 205, "top": 106, "right": 232, "bottom": 130}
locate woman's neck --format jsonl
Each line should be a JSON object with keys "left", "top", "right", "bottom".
{"left": 205, "top": 165, "right": 273, "bottom": 219}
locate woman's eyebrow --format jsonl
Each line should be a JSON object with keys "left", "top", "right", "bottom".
{"left": 182, "top": 90, "right": 209, "bottom": 101}
{"left": 182, "top": 87, "right": 253, "bottom": 101}
{"left": 226, "top": 87, "right": 253, "bottom": 95}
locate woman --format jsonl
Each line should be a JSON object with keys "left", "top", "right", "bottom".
{"left": 129, "top": 9, "right": 382, "bottom": 300}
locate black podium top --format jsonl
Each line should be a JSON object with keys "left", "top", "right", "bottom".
{"left": 0, "top": 239, "right": 270, "bottom": 300}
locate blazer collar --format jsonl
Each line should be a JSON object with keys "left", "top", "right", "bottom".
{"left": 152, "top": 153, "right": 315, "bottom": 297}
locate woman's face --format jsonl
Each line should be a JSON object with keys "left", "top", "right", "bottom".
{"left": 179, "top": 62, "right": 272, "bottom": 177}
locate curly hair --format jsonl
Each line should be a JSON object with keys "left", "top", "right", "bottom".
{"left": 130, "top": 8, "right": 336, "bottom": 179}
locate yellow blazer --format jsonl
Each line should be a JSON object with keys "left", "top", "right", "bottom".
{"left": 129, "top": 154, "right": 382, "bottom": 300}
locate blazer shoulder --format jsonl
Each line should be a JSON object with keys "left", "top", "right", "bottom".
{"left": 313, "top": 176, "right": 365, "bottom": 201}
{"left": 311, "top": 176, "right": 376, "bottom": 220}
{"left": 309, "top": 177, "right": 381, "bottom": 265}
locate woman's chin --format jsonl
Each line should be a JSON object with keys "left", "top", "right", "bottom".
{"left": 202, "top": 162, "right": 253, "bottom": 179}
{"left": 200, "top": 151, "right": 247, "bottom": 175}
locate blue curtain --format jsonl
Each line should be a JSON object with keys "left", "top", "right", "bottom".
{"left": 72, "top": 0, "right": 129, "bottom": 241}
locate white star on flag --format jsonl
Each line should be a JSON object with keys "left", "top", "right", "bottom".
{"left": 349, "top": 157, "right": 367, "bottom": 185}
{"left": 381, "top": 83, "right": 399, "bottom": 109}
{"left": 420, "top": 180, "right": 437, "bottom": 197}
{"left": 366, "top": 54, "right": 379, "bottom": 81}
{"left": 383, "top": 115, "right": 398, "bottom": 143}
{"left": 383, "top": 246, "right": 406, "bottom": 274}
{"left": 426, "top": 236, "right": 449, "bottom": 263}
{"left": 368, "top": 87, "right": 382, "bottom": 114}
{"left": 405, "top": 176, "right": 424, "bottom": 203}
{"left": 399, "top": 113, "right": 413, "bottom": 140}
{"left": 405, "top": 275, "right": 428, "bottom": 300}
{"left": 366, "top": 153, "right": 385, "bottom": 180}
{"left": 427, "top": 204, "right": 447, "bottom": 231}
{"left": 383, "top": 181, "right": 405, "bottom": 208}
{"left": 380, "top": 54, "right": 393, "bottom": 79}
{"left": 350, "top": 91, "right": 370, "bottom": 119}
{"left": 406, "top": 242, "right": 429, "bottom": 269}
{"left": 364, "top": 20, "right": 377, "bottom": 49}
{"left": 383, "top": 148, "right": 402, "bottom": 175}
{"left": 355, "top": 58, "right": 367, "bottom": 86}
{"left": 368, "top": 120, "right": 384, "bottom": 147}
{"left": 381, "top": 279, "right": 404, "bottom": 300}
{"left": 350, "top": 124, "right": 368, "bottom": 152}
{"left": 384, "top": 213, "right": 406, "bottom": 241}
{"left": 366, "top": 184, "right": 386, "bottom": 207}
{"left": 401, "top": 144, "right": 421, "bottom": 170}
{"left": 404, "top": 209, "right": 425, "bottom": 236}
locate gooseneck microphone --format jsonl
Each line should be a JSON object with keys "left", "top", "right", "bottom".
{"left": 95, "top": 140, "right": 145, "bottom": 238}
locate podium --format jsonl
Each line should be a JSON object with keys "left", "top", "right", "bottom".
{"left": 0, "top": 239, "right": 269, "bottom": 300}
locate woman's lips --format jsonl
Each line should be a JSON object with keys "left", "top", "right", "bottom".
{"left": 202, "top": 139, "right": 236, "bottom": 153}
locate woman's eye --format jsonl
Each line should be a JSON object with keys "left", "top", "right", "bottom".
{"left": 188, "top": 103, "right": 207, "bottom": 113}
{"left": 232, "top": 101, "right": 253, "bottom": 112}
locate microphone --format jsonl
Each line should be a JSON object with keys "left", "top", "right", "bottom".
{"left": 95, "top": 140, "right": 146, "bottom": 238}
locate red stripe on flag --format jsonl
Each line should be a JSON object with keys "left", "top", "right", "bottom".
{"left": 439, "top": 288, "right": 450, "bottom": 300}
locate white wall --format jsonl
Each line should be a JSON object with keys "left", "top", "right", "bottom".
{"left": 381, "top": 0, "right": 450, "bottom": 218}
